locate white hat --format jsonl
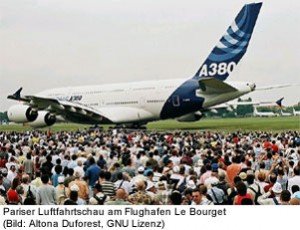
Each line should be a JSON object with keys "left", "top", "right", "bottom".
{"left": 138, "top": 166, "right": 145, "bottom": 173}
{"left": 272, "top": 182, "right": 283, "bottom": 194}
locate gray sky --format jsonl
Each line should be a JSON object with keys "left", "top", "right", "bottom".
{"left": 1, "top": 0, "right": 299, "bottom": 111}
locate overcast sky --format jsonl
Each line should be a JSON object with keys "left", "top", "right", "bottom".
{"left": 1, "top": 0, "right": 299, "bottom": 111}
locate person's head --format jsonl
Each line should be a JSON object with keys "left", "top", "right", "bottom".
{"left": 236, "top": 181, "right": 247, "bottom": 196}
{"left": 41, "top": 174, "right": 49, "bottom": 184}
{"left": 89, "top": 156, "right": 95, "bottom": 165}
{"left": 22, "top": 174, "right": 30, "bottom": 184}
{"left": 277, "top": 167, "right": 285, "bottom": 176}
{"left": 291, "top": 185, "right": 300, "bottom": 194}
{"left": 246, "top": 173, "right": 255, "bottom": 185}
{"left": 77, "top": 160, "right": 83, "bottom": 167}
{"left": 294, "top": 167, "right": 300, "bottom": 176}
{"left": 54, "top": 165, "right": 63, "bottom": 175}
{"left": 10, "top": 165, "right": 16, "bottom": 172}
{"left": 135, "top": 180, "right": 146, "bottom": 191}
{"left": 192, "top": 189, "right": 202, "bottom": 205}
{"left": 26, "top": 153, "right": 31, "bottom": 160}
{"left": 93, "top": 183, "right": 102, "bottom": 194}
{"left": 269, "top": 173, "right": 277, "bottom": 184}
{"left": 115, "top": 188, "right": 127, "bottom": 200}
{"left": 69, "top": 191, "right": 78, "bottom": 202}
{"left": 170, "top": 190, "right": 182, "bottom": 205}
{"left": 280, "top": 190, "right": 291, "bottom": 204}
{"left": 184, "top": 188, "right": 193, "bottom": 200}
{"left": 117, "top": 172, "right": 123, "bottom": 181}
{"left": 199, "top": 184, "right": 208, "bottom": 196}
{"left": 11, "top": 177, "right": 20, "bottom": 190}
{"left": 257, "top": 171, "right": 266, "bottom": 182}
{"left": 71, "top": 154, "right": 77, "bottom": 161}
{"left": 68, "top": 168, "right": 74, "bottom": 177}
{"left": 104, "top": 171, "right": 111, "bottom": 181}
{"left": 233, "top": 176, "right": 242, "bottom": 186}
{"left": 74, "top": 171, "right": 81, "bottom": 179}
{"left": 16, "top": 185, "right": 24, "bottom": 196}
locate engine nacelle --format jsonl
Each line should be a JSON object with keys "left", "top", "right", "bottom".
{"left": 7, "top": 105, "right": 38, "bottom": 123}
{"left": 29, "top": 111, "right": 56, "bottom": 128}
{"left": 177, "top": 111, "right": 203, "bottom": 122}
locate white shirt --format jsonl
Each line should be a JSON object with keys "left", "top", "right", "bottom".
{"left": 287, "top": 175, "right": 300, "bottom": 193}
{"left": 7, "top": 170, "right": 17, "bottom": 183}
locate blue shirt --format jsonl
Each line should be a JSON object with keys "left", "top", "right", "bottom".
{"left": 85, "top": 164, "right": 101, "bottom": 186}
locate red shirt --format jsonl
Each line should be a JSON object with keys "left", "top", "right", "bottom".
{"left": 235, "top": 193, "right": 253, "bottom": 205}
{"left": 7, "top": 188, "right": 20, "bottom": 204}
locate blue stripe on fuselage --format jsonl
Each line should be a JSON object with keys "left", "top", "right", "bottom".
{"left": 160, "top": 79, "right": 204, "bottom": 119}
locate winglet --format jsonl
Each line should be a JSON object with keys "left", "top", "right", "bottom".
{"left": 276, "top": 97, "right": 284, "bottom": 107}
{"left": 7, "top": 87, "right": 23, "bottom": 100}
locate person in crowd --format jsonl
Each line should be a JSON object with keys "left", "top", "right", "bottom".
{"left": 36, "top": 174, "right": 56, "bottom": 205}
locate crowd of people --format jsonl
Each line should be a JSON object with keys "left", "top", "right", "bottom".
{"left": 0, "top": 128, "right": 299, "bottom": 205}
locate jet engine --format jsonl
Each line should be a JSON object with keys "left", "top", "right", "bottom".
{"left": 28, "top": 111, "right": 56, "bottom": 128}
{"left": 7, "top": 105, "right": 56, "bottom": 128}
{"left": 7, "top": 104, "right": 38, "bottom": 123}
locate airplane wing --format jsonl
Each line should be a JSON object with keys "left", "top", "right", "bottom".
{"left": 198, "top": 77, "right": 238, "bottom": 94}
{"left": 256, "top": 84, "right": 296, "bottom": 91}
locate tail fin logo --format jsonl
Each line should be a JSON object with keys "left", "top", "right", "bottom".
{"left": 195, "top": 3, "right": 262, "bottom": 81}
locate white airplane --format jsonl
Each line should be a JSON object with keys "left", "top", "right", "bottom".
{"left": 6, "top": 2, "right": 286, "bottom": 128}
{"left": 253, "top": 107, "right": 277, "bottom": 117}
{"left": 292, "top": 108, "right": 300, "bottom": 116}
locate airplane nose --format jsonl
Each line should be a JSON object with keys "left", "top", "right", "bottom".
{"left": 247, "top": 83, "right": 256, "bottom": 91}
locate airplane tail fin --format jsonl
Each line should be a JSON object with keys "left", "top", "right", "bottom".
{"left": 276, "top": 97, "right": 284, "bottom": 107}
{"left": 194, "top": 2, "right": 262, "bottom": 81}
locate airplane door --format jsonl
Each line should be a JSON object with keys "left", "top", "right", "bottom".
{"left": 172, "top": 95, "right": 180, "bottom": 107}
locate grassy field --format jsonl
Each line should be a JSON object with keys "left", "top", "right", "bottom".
{"left": 0, "top": 116, "right": 299, "bottom": 132}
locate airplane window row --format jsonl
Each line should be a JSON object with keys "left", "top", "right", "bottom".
{"left": 146, "top": 100, "right": 165, "bottom": 103}
{"left": 106, "top": 101, "right": 138, "bottom": 105}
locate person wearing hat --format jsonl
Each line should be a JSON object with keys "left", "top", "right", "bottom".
{"left": 131, "top": 166, "right": 147, "bottom": 185}
{"left": 55, "top": 176, "right": 68, "bottom": 205}
{"left": 207, "top": 180, "right": 225, "bottom": 205}
{"left": 258, "top": 182, "right": 283, "bottom": 205}
{"left": 155, "top": 181, "right": 169, "bottom": 205}
{"left": 68, "top": 171, "right": 89, "bottom": 201}
{"left": 64, "top": 184, "right": 79, "bottom": 205}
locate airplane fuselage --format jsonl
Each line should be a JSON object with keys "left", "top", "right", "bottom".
{"left": 36, "top": 78, "right": 252, "bottom": 124}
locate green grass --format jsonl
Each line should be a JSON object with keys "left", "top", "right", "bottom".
{"left": 0, "top": 116, "right": 299, "bottom": 132}
{"left": 148, "top": 116, "right": 300, "bottom": 132}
